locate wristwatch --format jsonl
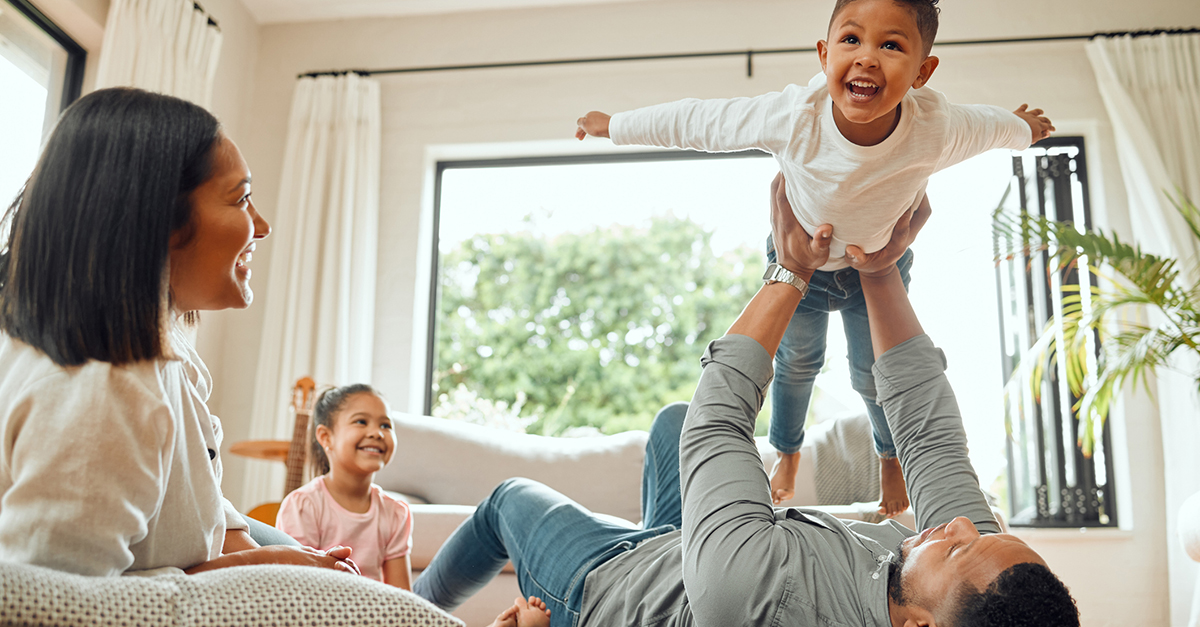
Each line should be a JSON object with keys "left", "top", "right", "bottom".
{"left": 762, "top": 263, "right": 809, "bottom": 298}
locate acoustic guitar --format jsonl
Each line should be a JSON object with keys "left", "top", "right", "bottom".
{"left": 237, "top": 377, "right": 317, "bottom": 526}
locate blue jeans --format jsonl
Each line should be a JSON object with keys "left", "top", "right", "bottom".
{"left": 766, "top": 235, "right": 913, "bottom": 458}
{"left": 413, "top": 403, "right": 688, "bottom": 627}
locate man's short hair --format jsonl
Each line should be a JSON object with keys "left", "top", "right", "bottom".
{"left": 829, "top": 0, "right": 940, "bottom": 56}
{"left": 950, "top": 562, "right": 1080, "bottom": 627}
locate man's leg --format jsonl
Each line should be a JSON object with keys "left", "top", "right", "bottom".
{"left": 414, "top": 478, "right": 660, "bottom": 626}
{"left": 641, "top": 402, "right": 687, "bottom": 529}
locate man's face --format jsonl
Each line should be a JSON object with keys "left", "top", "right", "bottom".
{"left": 891, "top": 516, "right": 1046, "bottom": 616}
{"left": 817, "top": 0, "right": 938, "bottom": 139}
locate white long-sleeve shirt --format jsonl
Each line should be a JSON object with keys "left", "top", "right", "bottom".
{"left": 0, "top": 326, "right": 247, "bottom": 576}
{"left": 609, "top": 73, "right": 1032, "bottom": 270}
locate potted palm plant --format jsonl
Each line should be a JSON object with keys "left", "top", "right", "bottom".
{"left": 993, "top": 192, "right": 1200, "bottom": 455}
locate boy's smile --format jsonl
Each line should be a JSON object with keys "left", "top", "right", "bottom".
{"left": 818, "top": 0, "right": 939, "bottom": 145}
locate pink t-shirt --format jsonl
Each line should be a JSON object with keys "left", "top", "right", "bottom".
{"left": 276, "top": 477, "right": 412, "bottom": 582}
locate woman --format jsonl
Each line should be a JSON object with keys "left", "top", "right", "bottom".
{"left": 0, "top": 87, "right": 356, "bottom": 576}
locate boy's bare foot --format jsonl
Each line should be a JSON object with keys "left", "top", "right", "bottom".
{"left": 769, "top": 451, "right": 801, "bottom": 505}
{"left": 489, "top": 596, "right": 551, "bottom": 627}
{"left": 877, "top": 457, "right": 909, "bottom": 518}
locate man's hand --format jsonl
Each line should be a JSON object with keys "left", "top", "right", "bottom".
{"left": 1013, "top": 104, "right": 1054, "bottom": 144}
{"left": 770, "top": 172, "right": 832, "bottom": 275}
{"left": 575, "top": 111, "right": 611, "bottom": 140}
{"left": 845, "top": 194, "right": 931, "bottom": 279}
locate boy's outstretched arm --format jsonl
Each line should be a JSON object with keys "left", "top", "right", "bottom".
{"left": 576, "top": 111, "right": 610, "bottom": 139}
{"left": 1013, "top": 104, "right": 1055, "bottom": 144}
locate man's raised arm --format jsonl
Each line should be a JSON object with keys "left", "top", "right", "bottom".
{"left": 847, "top": 201, "right": 1000, "bottom": 534}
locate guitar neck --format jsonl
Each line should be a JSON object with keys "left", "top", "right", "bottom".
{"left": 283, "top": 410, "right": 309, "bottom": 495}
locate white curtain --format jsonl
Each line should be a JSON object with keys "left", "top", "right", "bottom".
{"left": 95, "top": 0, "right": 222, "bottom": 107}
{"left": 1086, "top": 32, "right": 1200, "bottom": 627}
{"left": 243, "top": 74, "right": 381, "bottom": 509}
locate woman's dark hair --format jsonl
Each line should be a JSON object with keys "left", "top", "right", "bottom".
{"left": 309, "top": 383, "right": 382, "bottom": 477}
{"left": 0, "top": 87, "right": 222, "bottom": 366}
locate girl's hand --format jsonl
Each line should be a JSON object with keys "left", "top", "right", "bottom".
{"left": 770, "top": 173, "right": 832, "bottom": 274}
{"left": 845, "top": 193, "right": 931, "bottom": 279}
{"left": 575, "top": 111, "right": 611, "bottom": 140}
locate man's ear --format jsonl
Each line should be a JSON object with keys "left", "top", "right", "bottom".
{"left": 912, "top": 55, "right": 939, "bottom": 89}
{"left": 817, "top": 39, "right": 829, "bottom": 73}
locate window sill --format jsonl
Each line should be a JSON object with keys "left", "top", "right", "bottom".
{"left": 1010, "top": 526, "right": 1134, "bottom": 543}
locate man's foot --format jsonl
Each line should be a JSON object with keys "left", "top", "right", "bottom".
{"left": 489, "top": 596, "right": 551, "bottom": 627}
{"left": 878, "top": 457, "right": 910, "bottom": 518}
{"left": 769, "top": 451, "right": 801, "bottom": 505}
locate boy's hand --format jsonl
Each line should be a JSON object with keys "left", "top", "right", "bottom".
{"left": 770, "top": 173, "right": 832, "bottom": 274}
{"left": 845, "top": 194, "right": 931, "bottom": 279}
{"left": 1013, "top": 104, "right": 1055, "bottom": 144}
{"left": 575, "top": 111, "right": 611, "bottom": 140}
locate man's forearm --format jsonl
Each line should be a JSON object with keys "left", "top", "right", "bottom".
{"left": 726, "top": 277, "right": 812, "bottom": 358}
{"left": 859, "top": 267, "right": 923, "bottom": 359}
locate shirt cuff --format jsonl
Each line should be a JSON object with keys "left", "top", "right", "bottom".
{"left": 700, "top": 334, "right": 775, "bottom": 391}
{"left": 871, "top": 334, "right": 947, "bottom": 403}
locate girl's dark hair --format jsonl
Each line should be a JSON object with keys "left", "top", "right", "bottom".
{"left": 309, "top": 383, "right": 381, "bottom": 477}
{"left": 0, "top": 87, "right": 222, "bottom": 366}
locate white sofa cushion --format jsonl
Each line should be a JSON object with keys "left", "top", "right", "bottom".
{"left": 377, "top": 413, "right": 649, "bottom": 523}
{"left": 0, "top": 561, "right": 463, "bottom": 626}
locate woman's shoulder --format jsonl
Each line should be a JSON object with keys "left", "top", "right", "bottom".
{"left": 0, "top": 332, "right": 169, "bottom": 406}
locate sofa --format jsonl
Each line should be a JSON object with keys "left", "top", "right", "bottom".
{"left": 375, "top": 409, "right": 911, "bottom": 627}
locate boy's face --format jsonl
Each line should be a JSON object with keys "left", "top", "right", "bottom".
{"left": 818, "top": 0, "right": 938, "bottom": 134}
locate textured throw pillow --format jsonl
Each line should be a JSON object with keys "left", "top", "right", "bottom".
{"left": 0, "top": 561, "right": 463, "bottom": 627}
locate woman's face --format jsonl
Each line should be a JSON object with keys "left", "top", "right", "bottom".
{"left": 169, "top": 135, "right": 270, "bottom": 313}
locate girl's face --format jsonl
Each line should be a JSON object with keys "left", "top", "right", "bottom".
{"left": 317, "top": 393, "right": 396, "bottom": 477}
{"left": 169, "top": 135, "right": 271, "bottom": 313}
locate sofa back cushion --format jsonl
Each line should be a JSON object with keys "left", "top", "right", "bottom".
{"left": 376, "top": 413, "right": 649, "bottom": 524}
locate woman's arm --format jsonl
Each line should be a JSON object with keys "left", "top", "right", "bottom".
{"left": 185, "top": 544, "right": 360, "bottom": 574}
{"left": 383, "top": 555, "right": 412, "bottom": 590}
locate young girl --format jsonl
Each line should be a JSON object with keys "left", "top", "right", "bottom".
{"left": 277, "top": 384, "right": 413, "bottom": 587}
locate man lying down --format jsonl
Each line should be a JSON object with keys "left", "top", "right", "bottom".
{"left": 413, "top": 176, "right": 1080, "bottom": 627}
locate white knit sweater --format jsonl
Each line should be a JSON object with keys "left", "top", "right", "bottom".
{"left": 0, "top": 325, "right": 246, "bottom": 576}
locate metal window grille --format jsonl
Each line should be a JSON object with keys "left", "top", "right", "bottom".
{"left": 994, "top": 137, "right": 1117, "bottom": 528}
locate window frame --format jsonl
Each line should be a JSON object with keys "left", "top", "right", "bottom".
{"left": 4, "top": 0, "right": 86, "bottom": 113}
{"left": 423, "top": 149, "right": 770, "bottom": 416}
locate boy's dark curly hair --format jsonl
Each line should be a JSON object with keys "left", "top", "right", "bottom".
{"left": 950, "top": 562, "right": 1080, "bottom": 627}
{"left": 829, "top": 0, "right": 940, "bottom": 55}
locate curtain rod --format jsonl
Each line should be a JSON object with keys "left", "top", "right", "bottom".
{"left": 299, "top": 27, "right": 1198, "bottom": 79}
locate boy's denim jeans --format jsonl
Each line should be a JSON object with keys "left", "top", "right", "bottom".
{"left": 413, "top": 403, "right": 688, "bottom": 627}
{"left": 765, "top": 234, "right": 914, "bottom": 458}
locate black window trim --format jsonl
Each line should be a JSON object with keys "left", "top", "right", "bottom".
{"left": 6, "top": 0, "right": 86, "bottom": 112}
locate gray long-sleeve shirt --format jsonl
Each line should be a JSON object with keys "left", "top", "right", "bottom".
{"left": 579, "top": 333, "right": 998, "bottom": 626}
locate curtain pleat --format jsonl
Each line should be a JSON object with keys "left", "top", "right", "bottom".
{"left": 243, "top": 75, "right": 382, "bottom": 510}
{"left": 95, "top": 0, "right": 222, "bottom": 107}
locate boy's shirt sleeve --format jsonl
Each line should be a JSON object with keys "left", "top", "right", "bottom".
{"left": 609, "top": 83, "right": 809, "bottom": 155}
{"left": 936, "top": 102, "right": 1033, "bottom": 170}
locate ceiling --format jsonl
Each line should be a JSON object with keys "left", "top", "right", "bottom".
{"left": 240, "top": 0, "right": 654, "bottom": 25}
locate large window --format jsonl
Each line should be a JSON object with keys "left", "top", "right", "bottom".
{"left": 426, "top": 143, "right": 1112, "bottom": 524}
{"left": 0, "top": 0, "right": 85, "bottom": 206}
